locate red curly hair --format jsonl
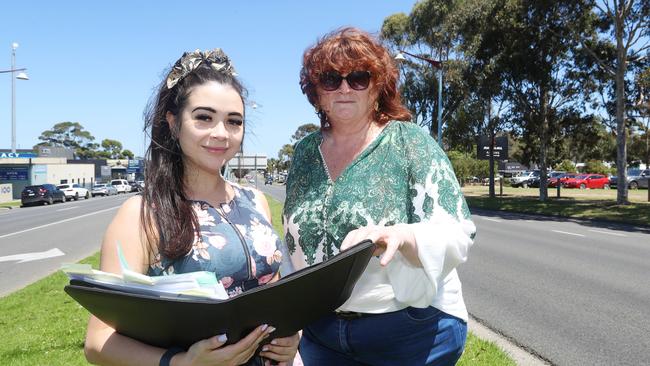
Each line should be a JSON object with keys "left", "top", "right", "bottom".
{"left": 300, "top": 27, "right": 411, "bottom": 128}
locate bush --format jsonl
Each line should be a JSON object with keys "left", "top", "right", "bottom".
{"left": 581, "top": 160, "right": 609, "bottom": 175}
{"left": 555, "top": 159, "right": 576, "bottom": 173}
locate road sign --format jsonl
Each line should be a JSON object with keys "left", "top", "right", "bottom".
{"left": 478, "top": 135, "right": 508, "bottom": 160}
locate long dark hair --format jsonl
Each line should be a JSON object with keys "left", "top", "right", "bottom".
{"left": 141, "top": 56, "right": 247, "bottom": 260}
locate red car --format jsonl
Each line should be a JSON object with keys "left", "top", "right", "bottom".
{"left": 549, "top": 173, "right": 577, "bottom": 188}
{"left": 562, "top": 174, "right": 610, "bottom": 189}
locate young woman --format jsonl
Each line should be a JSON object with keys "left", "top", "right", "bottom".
{"left": 84, "top": 49, "right": 299, "bottom": 366}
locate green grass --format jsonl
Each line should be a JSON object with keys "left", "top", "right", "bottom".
{"left": 463, "top": 185, "right": 650, "bottom": 227}
{"left": 0, "top": 254, "right": 99, "bottom": 365}
{"left": 0, "top": 200, "right": 21, "bottom": 209}
{"left": 0, "top": 195, "right": 516, "bottom": 365}
{"left": 458, "top": 332, "right": 517, "bottom": 366}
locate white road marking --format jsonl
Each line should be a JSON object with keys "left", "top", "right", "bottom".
{"left": 56, "top": 206, "right": 79, "bottom": 211}
{"left": 551, "top": 230, "right": 585, "bottom": 237}
{"left": 0, "top": 248, "right": 65, "bottom": 263}
{"left": 482, "top": 217, "right": 502, "bottom": 223}
{"left": 588, "top": 229, "right": 627, "bottom": 237}
{"left": 0, "top": 206, "right": 120, "bottom": 239}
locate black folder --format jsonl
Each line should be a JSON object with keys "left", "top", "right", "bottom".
{"left": 65, "top": 240, "right": 375, "bottom": 349}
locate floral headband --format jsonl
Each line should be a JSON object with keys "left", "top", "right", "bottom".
{"left": 166, "top": 48, "right": 237, "bottom": 89}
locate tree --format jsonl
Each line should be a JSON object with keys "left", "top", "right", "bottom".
{"left": 35, "top": 121, "right": 98, "bottom": 159}
{"left": 291, "top": 123, "right": 319, "bottom": 142}
{"left": 277, "top": 144, "right": 294, "bottom": 172}
{"left": 582, "top": 0, "right": 650, "bottom": 204}
{"left": 101, "top": 139, "right": 123, "bottom": 159}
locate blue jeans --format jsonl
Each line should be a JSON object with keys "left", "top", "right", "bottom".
{"left": 300, "top": 306, "right": 467, "bottom": 366}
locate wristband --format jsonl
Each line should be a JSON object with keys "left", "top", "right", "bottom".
{"left": 159, "top": 347, "right": 184, "bottom": 366}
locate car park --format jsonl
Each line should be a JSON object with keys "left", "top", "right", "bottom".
{"left": 562, "top": 174, "right": 610, "bottom": 189}
{"left": 57, "top": 183, "right": 91, "bottom": 201}
{"left": 21, "top": 184, "right": 66, "bottom": 206}
{"left": 609, "top": 168, "right": 649, "bottom": 189}
{"left": 91, "top": 183, "right": 118, "bottom": 196}
{"left": 110, "top": 179, "right": 132, "bottom": 194}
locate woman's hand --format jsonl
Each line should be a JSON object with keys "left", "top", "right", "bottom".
{"left": 175, "top": 324, "right": 275, "bottom": 366}
{"left": 339, "top": 224, "right": 421, "bottom": 267}
{"left": 259, "top": 332, "right": 300, "bottom": 366}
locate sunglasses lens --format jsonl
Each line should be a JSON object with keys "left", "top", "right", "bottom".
{"left": 319, "top": 72, "right": 343, "bottom": 91}
{"left": 347, "top": 71, "right": 371, "bottom": 90}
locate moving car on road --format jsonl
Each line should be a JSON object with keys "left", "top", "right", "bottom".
{"left": 21, "top": 184, "right": 66, "bottom": 206}
{"left": 57, "top": 183, "right": 91, "bottom": 201}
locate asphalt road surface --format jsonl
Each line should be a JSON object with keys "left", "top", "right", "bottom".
{"left": 0, "top": 194, "right": 133, "bottom": 296}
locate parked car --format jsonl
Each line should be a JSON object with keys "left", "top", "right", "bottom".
{"left": 110, "top": 179, "right": 132, "bottom": 194}
{"left": 510, "top": 170, "right": 540, "bottom": 188}
{"left": 57, "top": 183, "right": 90, "bottom": 201}
{"left": 563, "top": 174, "right": 610, "bottom": 189}
{"left": 264, "top": 176, "right": 273, "bottom": 185}
{"left": 91, "top": 183, "right": 118, "bottom": 197}
{"left": 548, "top": 173, "right": 577, "bottom": 188}
{"left": 128, "top": 181, "right": 142, "bottom": 193}
{"left": 21, "top": 184, "right": 66, "bottom": 206}
{"left": 609, "top": 168, "right": 649, "bottom": 189}
{"left": 530, "top": 171, "right": 566, "bottom": 188}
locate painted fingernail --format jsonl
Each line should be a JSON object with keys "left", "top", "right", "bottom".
{"left": 260, "top": 324, "right": 268, "bottom": 331}
{"left": 262, "top": 346, "right": 269, "bottom": 352}
{"left": 271, "top": 339, "right": 278, "bottom": 345}
{"left": 266, "top": 326, "right": 276, "bottom": 334}
{"left": 217, "top": 334, "right": 228, "bottom": 342}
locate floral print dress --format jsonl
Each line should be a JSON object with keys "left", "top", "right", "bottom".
{"left": 148, "top": 184, "right": 286, "bottom": 298}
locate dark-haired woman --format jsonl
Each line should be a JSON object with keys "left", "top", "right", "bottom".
{"left": 84, "top": 49, "right": 299, "bottom": 366}
{"left": 283, "top": 28, "right": 476, "bottom": 365}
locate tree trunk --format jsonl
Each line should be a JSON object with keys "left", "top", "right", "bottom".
{"left": 488, "top": 99, "right": 495, "bottom": 198}
{"left": 539, "top": 88, "right": 549, "bottom": 202}
{"left": 615, "top": 6, "right": 629, "bottom": 204}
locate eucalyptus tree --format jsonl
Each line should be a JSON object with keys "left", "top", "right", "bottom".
{"left": 580, "top": 0, "right": 650, "bottom": 203}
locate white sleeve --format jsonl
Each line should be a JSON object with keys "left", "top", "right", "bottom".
{"left": 384, "top": 133, "right": 476, "bottom": 307}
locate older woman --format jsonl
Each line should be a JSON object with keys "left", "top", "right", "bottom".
{"left": 283, "top": 28, "right": 476, "bottom": 366}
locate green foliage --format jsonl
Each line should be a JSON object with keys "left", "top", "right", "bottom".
{"left": 555, "top": 159, "right": 576, "bottom": 173}
{"left": 291, "top": 123, "right": 319, "bottom": 142}
{"left": 581, "top": 160, "right": 609, "bottom": 175}
{"left": 35, "top": 122, "right": 135, "bottom": 160}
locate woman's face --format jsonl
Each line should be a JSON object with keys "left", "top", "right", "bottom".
{"left": 316, "top": 71, "right": 378, "bottom": 126}
{"left": 167, "top": 81, "right": 244, "bottom": 176}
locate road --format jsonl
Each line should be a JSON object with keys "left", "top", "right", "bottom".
{"left": 257, "top": 184, "right": 650, "bottom": 366}
{"left": 0, "top": 194, "right": 132, "bottom": 297}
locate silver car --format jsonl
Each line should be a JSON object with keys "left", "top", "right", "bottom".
{"left": 91, "top": 183, "right": 118, "bottom": 197}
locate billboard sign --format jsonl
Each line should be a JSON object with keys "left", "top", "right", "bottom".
{"left": 478, "top": 135, "right": 508, "bottom": 160}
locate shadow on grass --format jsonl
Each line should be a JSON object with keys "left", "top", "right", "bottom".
{"left": 467, "top": 195, "right": 650, "bottom": 235}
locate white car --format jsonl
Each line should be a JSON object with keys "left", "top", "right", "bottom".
{"left": 110, "top": 179, "right": 132, "bottom": 194}
{"left": 57, "top": 183, "right": 90, "bottom": 201}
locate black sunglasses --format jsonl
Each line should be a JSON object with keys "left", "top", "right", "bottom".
{"left": 318, "top": 70, "right": 371, "bottom": 91}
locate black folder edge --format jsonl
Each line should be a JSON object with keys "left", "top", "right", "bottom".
{"left": 65, "top": 239, "right": 376, "bottom": 349}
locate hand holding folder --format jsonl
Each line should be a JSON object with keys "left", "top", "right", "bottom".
{"left": 65, "top": 240, "right": 375, "bottom": 349}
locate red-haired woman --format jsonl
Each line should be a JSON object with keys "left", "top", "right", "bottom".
{"left": 283, "top": 28, "right": 476, "bottom": 366}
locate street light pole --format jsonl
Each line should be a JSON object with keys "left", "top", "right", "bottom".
{"left": 1, "top": 43, "right": 29, "bottom": 154}
{"left": 396, "top": 50, "right": 444, "bottom": 149}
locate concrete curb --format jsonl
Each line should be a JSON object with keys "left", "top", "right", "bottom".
{"left": 468, "top": 316, "right": 551, "bottom": 366}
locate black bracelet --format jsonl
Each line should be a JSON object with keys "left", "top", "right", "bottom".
{"left": 159, "top": 346, "right": 184, "bottom": 366}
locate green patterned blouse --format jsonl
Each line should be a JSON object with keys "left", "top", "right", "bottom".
{"left": 283, "top": 121, "right": 473, "bottom": 264}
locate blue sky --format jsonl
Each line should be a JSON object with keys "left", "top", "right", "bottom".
{"left": 1, "top": 0, "right": 417, "bottom": 159}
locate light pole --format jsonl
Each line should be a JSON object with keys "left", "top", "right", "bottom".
{"left": 395, "top": 50, "right": 444, "bottom": 149}
{"left": 1, "top": 42, "right": 29, "bottom": 153}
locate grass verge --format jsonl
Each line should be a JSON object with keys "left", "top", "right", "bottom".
{"left": 0, "top": 194, "right": 515, "bottom": 365}
{"left": 0, "top": 200, "right": 21, "bottom": 209}
{"left": 463, "top": 185, "right": 650, "bottom": 227}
